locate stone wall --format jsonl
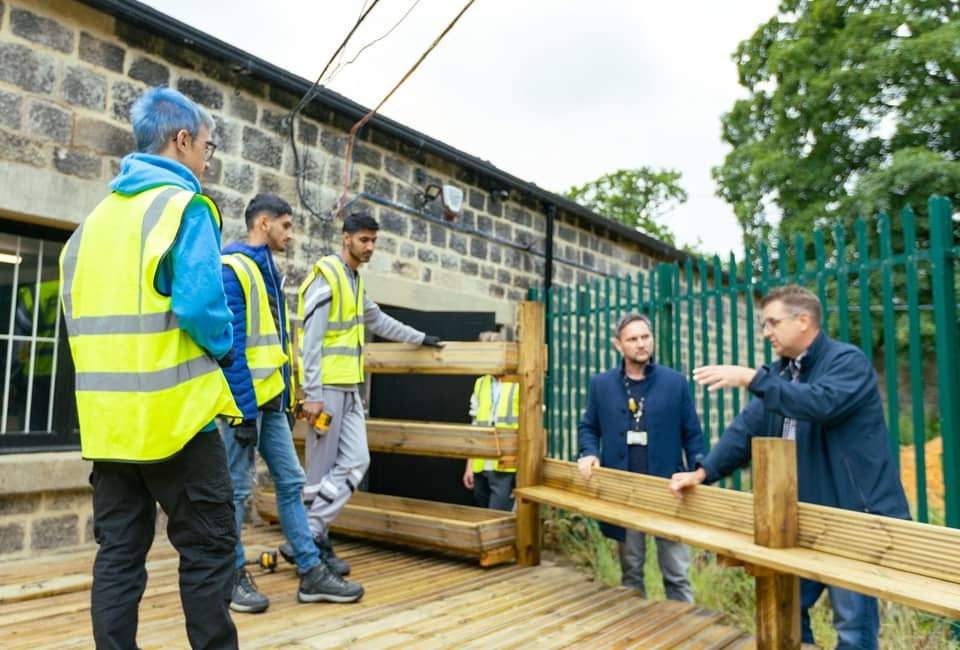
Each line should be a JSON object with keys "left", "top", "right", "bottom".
{"left": 0, "top": 0, "right": 674, "bottom": 326}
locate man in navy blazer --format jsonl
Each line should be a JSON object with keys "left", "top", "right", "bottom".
{"left": 578, "top": 312, "right": 705, "bottom": 602}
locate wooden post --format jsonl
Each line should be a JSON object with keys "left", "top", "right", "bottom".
{"left": 752, "top": 437, "right": 801, "bottom": 649}
{"left": 516, "top": 301, "right": 545, "bottom": 566}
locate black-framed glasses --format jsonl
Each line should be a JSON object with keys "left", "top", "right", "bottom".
{"left": 759, "top": 312, "right": 801, "bottom": 331}
{"left": 202, "top": 141, "right": 217, "bottom": 162}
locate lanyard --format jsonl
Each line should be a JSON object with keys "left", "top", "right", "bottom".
{"left": 622, "top": 372, "right": 645, "bottom": 429}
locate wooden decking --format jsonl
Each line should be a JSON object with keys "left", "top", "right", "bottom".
{"left": 0, "top": 526, "right": 753, "bottom": 649}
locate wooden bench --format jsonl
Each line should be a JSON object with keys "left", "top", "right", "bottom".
{"left": 257, "top": 302, "right": 547, "bottom": 567}
{"left": 515, "top": 440, "right": 960, "bottom": 648}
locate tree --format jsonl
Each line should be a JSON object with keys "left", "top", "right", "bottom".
{"left": 565, "top": 168, "right": 688, "bottom": 246}
{"left": 713, "top": 0, "right": 960, "bottom": 253}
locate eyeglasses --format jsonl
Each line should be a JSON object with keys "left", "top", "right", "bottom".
{"left": 759, "top": 312, "right": 801, "bottom": 331}
{"left": 202, "top": 140, "right": 217, "bottom": 162}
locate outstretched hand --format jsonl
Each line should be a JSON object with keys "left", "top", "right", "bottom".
{"left": 692, "top": 365, "right": 757, "bottom": 391}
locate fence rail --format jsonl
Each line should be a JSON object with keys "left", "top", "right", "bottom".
{"left": 531, "top": 195, "right": 960, "bottom": 527}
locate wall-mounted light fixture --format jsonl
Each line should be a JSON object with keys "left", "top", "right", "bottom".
{"left": 416, "top": 183, "right": 464, "bottom": 221}
{"left": 490, "top": 189, "right": 510, "bottom": 203}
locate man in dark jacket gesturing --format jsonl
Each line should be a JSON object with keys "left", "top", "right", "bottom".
{"left": 670, "top": 285, "right": 909, "bottom": 650}
{"left": 578, "top": 312, "right": 705, "bottom": 602}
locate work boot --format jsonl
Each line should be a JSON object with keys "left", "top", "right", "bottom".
{"left": 279, "top": 535, "right": 350, "bottom": 576}
{"left": 297, "top": 562, "right": 364, "bottom": 603}
{"left": 230, "top": 568, "right": 269, "bottom": 613}
{"left": 315, "top": 534, "right": 351, "bottom": 576}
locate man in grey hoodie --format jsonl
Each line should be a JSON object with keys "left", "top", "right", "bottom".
{"left": 296, "top": 212, "right": 443, "bottom": 588}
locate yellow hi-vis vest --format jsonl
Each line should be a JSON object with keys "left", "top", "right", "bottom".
{"left": 471, "top": 375, "right": 519, "bottom": 473}
{"left": 297, "top": 254, "right": 365, "bottom": 385}
{"left": 222, "top": 253, "right": 288, "bottom": 408}
{"left": 59, "top": 186, "right": 241, "bottom": 462}
{"left": 17, "top": 280, "right": 60, "bottom": 376}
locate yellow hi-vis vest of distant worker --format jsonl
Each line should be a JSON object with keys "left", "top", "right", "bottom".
{"left": 471, "top": 375, "right": 519, "bottom": 473}
{"left": 17, "top": 280, "right": 61, "bottom": 376}
{"left": 297, "top": 254, "right": 365, "bottom": 386}
{"left": 222, "top": 253, "right": 290, "bottom": 408}
{"left": 59, "top": 186, "right": 241, "bottom": 462}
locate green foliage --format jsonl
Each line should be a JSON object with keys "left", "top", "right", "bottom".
{"left": 564, "top": 168, "right": 687, "bottom": 245}
{"left": 713, "top": 0, "right": 960, "bottom": 253}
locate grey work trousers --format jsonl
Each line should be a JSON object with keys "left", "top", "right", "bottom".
{"left": 618, "top": 528, "right": 694, "bottom": 602}
{"left": 303, "top": 387, "right": 369, "bottom": 536}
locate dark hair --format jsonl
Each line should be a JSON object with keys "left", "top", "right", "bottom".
{"left": 343, "top": 212, "right": 379, "bottom": 234}
{"left": 244, "top": 193, "right": 292, "bottom": 231}
{"left": 761, "top": 285, "right": 822, "bottom": 327}
{"left": 614, "top": 312, "right": 652, "bottom": 338}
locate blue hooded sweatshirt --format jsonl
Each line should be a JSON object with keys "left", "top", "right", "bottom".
{"left": 221, "top": 241, "right": 291, "bottom": 420}
{"left": 109, "top": 153, "right": 234, "bottom": 431}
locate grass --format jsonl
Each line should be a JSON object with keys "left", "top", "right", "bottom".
{"left": 542, "top": 508, "right": 959, "bottom": 649}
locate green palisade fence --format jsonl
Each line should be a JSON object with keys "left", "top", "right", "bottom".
{"left": 530, "top": 196, "right": 960, "bottom": 527}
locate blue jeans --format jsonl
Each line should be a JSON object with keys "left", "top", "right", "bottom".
{"left": 222, "top": 411, "right": 320, "bottom": 573}
{"left": 801, "top": 579, "right": 878, "bottom": 650}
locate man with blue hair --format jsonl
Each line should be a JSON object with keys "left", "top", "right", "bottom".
{"left": 60, "top": 86, "right": 240, "bottom": 649}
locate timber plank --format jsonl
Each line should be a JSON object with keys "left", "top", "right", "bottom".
{"left": 515, "top": 485, "right": 960, "bottom": 618}
{"left": 364, "top": 341, "right": 519, "bottom": 375}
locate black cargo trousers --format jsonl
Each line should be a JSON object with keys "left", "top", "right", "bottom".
{"left": 89, "top": 428, "right": 239, "bottom": 650}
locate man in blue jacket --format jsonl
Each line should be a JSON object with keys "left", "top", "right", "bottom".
{"left": 670, "top": 285, "right": 910, "bottom": 650}
{"left": 221, "top": 194, "right": 363, "bottom": 613}
{"left": 578, "top": 313, "right": 705, "bottom": 602}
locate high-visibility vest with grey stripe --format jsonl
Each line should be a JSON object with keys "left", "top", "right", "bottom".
{"left": 297, "top": 254, "right": 365, "bottom": 385}
{"left": 59, "top": 185, "right": 241, "bottom": 462}
{"left": 471, "top": 375, "right": 519, "bottom": 473}
{"left": 222, "top": 253, "right": 288, "bottom": 408}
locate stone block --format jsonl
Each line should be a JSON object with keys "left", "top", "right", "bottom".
{"left": 297, "top": 119, "right": 317, "bottom": 146}
{"left": 0, "top": 42, "right": 57, "bottom": 93}
{"left": 74, "top": 117, "right": 134, "bottom": 157}
{"left": 470, "top": 238, "right": 487, "bottom": 260}
{"left": 0, "top": 128, "right": 47, "bottom": 167}
{"left": 241, "top": 126, "right": 282, "bottom": 168}
{"left": 0, "top": 493, "right": 39, "bottom": 515}
{"left": 477, "top": 215, "right": 493, "bottom": 234}
{"left": 84, "top": 515, "right": 94, "bottom": 543}
{"left": 177, "top": 78, "right": 223, "bottom": 110}
{"left": 354, "top": 144, "right": 382, "bottom": 170}
{"left": 260, "top": 109, "right": 287, "bottom": 135}
{"left": 384, "top": 155, "right": 409, "bottom": 182}
{"left": 468, "top": 189, "right": 485, "bottom": 211}
{"left": 509, "top": 207, "right": 532, "bottom": 227}
{"left": 204, "top": 188, "right": 245, "bottom": 224}
{"left": 214, "top": 118, "right": 240, "bottom": 156}
{"left": 421, "top": 267, "right": 431, "bottom": 282}
{"left": 45, "top": 489, "right": 90, "bottom": 511}
{"left": 410, "top": 218, "right": 426, "bottom": 243}
{"left": 362, "top": 173, "right": 393, "bottom": 200}
{"left": 376, "top": 235, "right": 397, "bottom": 255}
{"left": 32, "top": 513, "right": 79, "bottom": 550}
{"left": 229, "top": 94, "right": 257, "bottom": 123}
{"left": 399, "top": 242, "right": 415, "bottom": 259}
{"left": 257, "top": 171, "right": 295, "bottom": 198}
{"left": 128, "top": 56, "right": 169, "bottom": 87}
{"left": 558, "top": 225, "right": 576, "bottom": 242}
{"left": 489, "top": 244, "right": 502, "bottom": 265}
{"left": 379, "top": 210, "right": 407, "bottom": 236}
{"left": 507, "top": 289, "right": 524, "bottom": 302}
{"left": 10, "top": 8, "right": 73, "bottom": 53}
{"left": 459, "top": 209, "right": 475, "bottom": 229}
{"left": 79, "top": 32, "right": 124, "bottom": 72}
{"left": 417, "top": 247, "right": 437, "bottom": 264}
{"left": 0, "top": 523, "right": 24, "bottom": 554}
{"left": 481, "top": 265, "right": 495, "bottom": 280}
{"left": 391, "top": 260, "right": 418, "bottom": 280}
{"left": 449, "top": 233, "right": 467, "bottom": 255}
{"left": 223, "top": 160, "right": 254, "bottom": 193}
{"left": 110, "top": 80, "right": 140, "bottom": 123}
{"left": 0, "top": 89, "right": 22, "bottom": 130}
{"left": 54, "top": 147, "right": 102, "bottom": 179}
{"left": 488, "top": 284, "right": 505, "bottom": 298}
{"left": 582, "top": 251, "right": 595, "bottom": 269}
{"left": 460, "top": 259, "right": 478, "bottom": 276}
{"left": 63, "top": 65, "right": 107, "bottom": 110}
{"left": 320, "top": 130, "right": 345, "bottom": 157}
{"left": 497, "top": 269, "right": 511, "bottom": 284}
{"left": 532, "top": 214, "right": 546, "bottom": 234}
{"left": 202, "top": 156, "right": 222, "bottom": 185}
{"left": 430, "top": 224, "right": 446, "bottom": 248}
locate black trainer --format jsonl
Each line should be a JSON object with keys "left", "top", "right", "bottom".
{"left": 230, "top": 568, "right": 269, "bottom": 613}
{"left": 297, "top": 562, "right": 364, "bottom": 603}
{"left": 279, "top": 535, "right": 350, "bottom": 576}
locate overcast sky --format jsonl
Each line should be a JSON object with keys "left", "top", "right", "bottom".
{"left": 142, "top": 0, "right": 779, "bottom": 257}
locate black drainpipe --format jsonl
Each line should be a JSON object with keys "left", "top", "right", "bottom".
{"left": 543, "top": 203, "right": 556, "bottom": 345}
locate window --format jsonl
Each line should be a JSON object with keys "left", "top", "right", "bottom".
{"left": 0, "top": 221, "right": 78, "bottom": 452}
